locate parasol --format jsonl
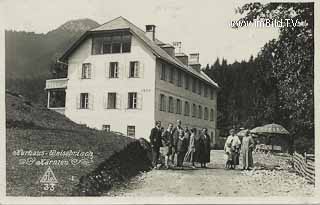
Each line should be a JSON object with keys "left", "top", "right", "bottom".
{"left": 250, "top": 123, "right": 290, "bottom": 152}
{"left": 251, "top": 123, "right": 289, "bottom": 135}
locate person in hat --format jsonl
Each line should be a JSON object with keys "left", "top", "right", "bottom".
{"left": 197, "top": 128, "right": 211, "bottom": 168}
{"left": 149, "top": 121, "right": 162, "bottom": 168}
{"left": 176, "top": 128, "right": 187, "bottom": 167}
{"left": 184, "top": 127, "right": 197, "bottom": 168}
{"left": 171, "top": 119, "right": 183, "bottom": 166}
{"left": 224, "top": 129, "right": 241, "bottom": 169}
{"left": 241, "top": 130, "right": 255, "bottom": 170}
{"left": 160, "top": 123, "right": 174, "bottom": 168}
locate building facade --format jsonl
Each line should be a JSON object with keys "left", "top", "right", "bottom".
{"left": 45, "top": 16, "right": 219, "bottom": 145}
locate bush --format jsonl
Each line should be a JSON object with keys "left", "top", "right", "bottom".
{"left": 73, "top": 139, "right": 152, "bottom": 196}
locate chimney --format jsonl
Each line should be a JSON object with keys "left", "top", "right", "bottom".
{"left": 161, "top": 44, "right": 175, "bottom": 57}
{"left": 172, "top": 41, "right": 188, "bottom": 65}
{"left": 189, "top": 53, "right": 201, "bottom": 72}
{"left": 175, "top": 53, "right": 189, "bottom": 65}
{"left": 145, "top": 25, "right": 156, "bottom": 41}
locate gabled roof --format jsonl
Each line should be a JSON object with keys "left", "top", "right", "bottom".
{"left": 60, "top": 16, "right": 219, "bottom": 88}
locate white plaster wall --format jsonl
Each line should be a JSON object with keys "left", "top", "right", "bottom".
{"left": 154, "top": 60, "right": 219, "bottom": 145}
{"left": 64, "top": 35, "right": 156, "bottom": 139}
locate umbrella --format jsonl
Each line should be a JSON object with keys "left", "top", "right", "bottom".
{"left": 251, "top": 123, "right": 290, "bottom": 152}
{"left": 251, "top": 123, "right": 290, "bottom": 135}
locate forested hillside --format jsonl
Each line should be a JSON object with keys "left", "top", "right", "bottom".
{"left": 205, "top": 2, "right": 314, "bottom": 153}
{"left": 5, "top": 19, "right": 99, "bottom": 104}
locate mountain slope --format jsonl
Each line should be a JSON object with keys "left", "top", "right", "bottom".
{"left": 5, "top": 18, "right": 100, "bottom": 104}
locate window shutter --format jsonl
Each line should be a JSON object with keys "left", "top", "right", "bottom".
{"left": 124, "top": 93, "right": 128, "bottom": 110}
{"left": 139, "top": 62, "right": 144, "bottom": 78}
{"left": 89, "top": 93, "right": 94, "bottom": 110}
{"left": 126, "top": 62, "right": 130, "bottom": 78}
{"left": 116, "top": 93, "right": 122, "bottom": 109}
{"left": 103, "top": 94, "right": 108, "bottom": 109}
{"left": 78, "top": 64, "right": 83, "bottom": 79}
{"left": 172, "top": 98, "right": 175, "bottom": 113}
{"left": 159, "top": 95, "right": 162, "bottom": 111}
{"left": 137, "top": 93, "right": 143, "bottom": 110}
{"left": 105, "top": 62, "right": 110, "bottom": 78}
{"left": 76, "top": 95, "right": 80, "bottom": 109}
{"left": 89, "top": 64, "right": 94, "bottom": 79}
{"left": 118, "top": 63, "right": 121, "bottom": 79}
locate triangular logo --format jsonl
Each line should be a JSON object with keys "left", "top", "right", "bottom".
{"left": 40, "top": 167, "right": 58, "bottom": 184}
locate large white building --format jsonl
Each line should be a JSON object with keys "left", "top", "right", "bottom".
{"left": 45, "top": 16, "right": 219, "bottom": 145}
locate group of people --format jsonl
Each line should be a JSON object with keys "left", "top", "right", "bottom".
{"left": 224, "top": 129, "right": 255, "bottom": 170}
{"left": 149, "top": 121, "right": 256, "bottom": 170}
{"left": 149, "top": 120, "right": 211, "bottom": 169}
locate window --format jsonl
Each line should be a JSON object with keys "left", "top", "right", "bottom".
{"left": 92, "top": 31, "right": 132, "bottom": 54}
{"left": 177, "top": 70, "right": 182, "bottom": 87}
{"left": 176, "top": 99, "right": 182, "bottom": 114}
{"left": 129, "top": 61, "right": 140, "bottom": 78}
{"left": 111, "top": 34, "right": 121, "bottom": 53}
{"left": 204, "top": 107, "right": 209, "bottom": 120}
{"left": 169, "top": 67, "right": 175, "bottom": 83}
{"left": 184, "top": 101, "right": 190, "bottom": 116}
{"left": 204, "top": 86, "right": 208, "bottom": 97}
{"left": 198, "top": 105, "right": 202, "bottom": 119}
{"left": 80, "top": 93, "right": 89, "bottom": 109}
{"left": 107, "top": 93, "right": 117, "bottom": 109}
{"left": 198, "top": 82, "right": 202, "bottom": 95}
{"left": 128, "top": 92, "right": 137, "bottom": 109}
{"left": 103, "top": 35, "right": 112, "bottom": 54}
{"left": 184, "top": 74, "right": 189, "bottom": 90}
{"left": 92, "top": 37, "right": 103, "bottom": 54}
{"left": 127, "top": 125, "right": 135, "bottom": 137}
{"left": 81, "top": 63, "right": 91, "bottom": 79}
{"left": 192, "top": 78, "right": 196, "bottom": 93}
{"left": 48, "top": 89, "right": 66, "bottom": 108}
{"left": 210, "top": 109, "right": 214, "bottom": 121}
{"left": 102, "top": 125, "right": 110, "bottom": 132}
{"left": 192, "top": 103, "right": 196, "bottom": 117}
{"left": 168, "top": 97, "right": 174, "bottom": 113}
{"left": 122, "top": 33, "right": 131, "bottom": 53}
{"left": 210, "top": 88, "right": 214, "bottom": 100}
{"left": 160, "top": 63, "right": 166, "bottom": 81}
{"left": 109, "top": 62, "right": 118, "bottom": 78}
{"left": 160, "top": 94, "right": 166, "bottom": 111}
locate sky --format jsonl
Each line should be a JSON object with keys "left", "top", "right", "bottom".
{"left": 2, "top": 0, "right": 279, "bottom": 65}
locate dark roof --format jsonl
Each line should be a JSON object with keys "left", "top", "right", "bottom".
{"left": 60, "top": 16, "right": 219, "bottom": 88}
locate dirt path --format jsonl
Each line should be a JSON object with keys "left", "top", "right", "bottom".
{"left": 106, "top": 150, "right": 314, "bottom": 197}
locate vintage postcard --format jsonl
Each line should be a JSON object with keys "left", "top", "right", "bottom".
{"left": 0, "top": 0, "right": 319, "bottom": 204}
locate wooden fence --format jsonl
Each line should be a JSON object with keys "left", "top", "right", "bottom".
{"left": 293, "top": 152, "right": 315, "bottom": 184}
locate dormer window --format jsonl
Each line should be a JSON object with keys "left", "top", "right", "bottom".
{"left": 92, "top": 31, "right": 131, "bottom": 55}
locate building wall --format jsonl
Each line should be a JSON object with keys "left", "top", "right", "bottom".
{"left": 154, "top": 59, "right": 218, "bottom": 145}
{"left": 64, "top": 35, "right": 157, "bottom": 139}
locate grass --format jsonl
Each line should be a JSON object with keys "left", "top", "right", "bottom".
{"left": 6, "top": 91, "right": 135, "bottom": 196}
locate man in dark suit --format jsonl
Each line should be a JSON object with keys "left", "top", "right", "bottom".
{"left": 171, "top": 120, "right": 183, "bottom": 166}
{"left": 149, "top": 121, "right": 162, "bottom": 168}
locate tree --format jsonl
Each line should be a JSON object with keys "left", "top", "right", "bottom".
{"left": 236, "top": 3, "right": 314, "bottom": 153}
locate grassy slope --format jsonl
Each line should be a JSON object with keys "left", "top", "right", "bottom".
{"left": 6, "top": 92, "right": 135, "bottom": 196}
